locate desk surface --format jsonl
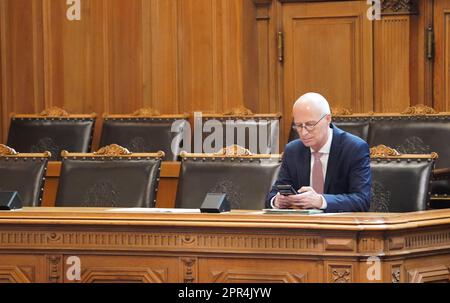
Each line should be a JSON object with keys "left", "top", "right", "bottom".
{"left": 0, "top": 208, "right": 449, "bottom": 283}
{"left": 0, "top": 207, "right": 449, "bottom": 231}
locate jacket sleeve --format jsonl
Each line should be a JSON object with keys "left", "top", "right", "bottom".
{"left": 265, "top": 148, "right": 296, "bottom": 208}
{"left": 323, "top": 141, "right": 372, "bottom": 213}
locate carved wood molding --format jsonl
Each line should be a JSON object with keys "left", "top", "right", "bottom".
{"left": 93, "top": 144, "right": 133, "bottom": 156}
{"left": 407, "top": 265, "right": 450, "bottom": 283}
{"left": 2, "top": 229, "right": 448, "bottom": 256}
{"left": 211, "top": 269, "right": 306, "bottom": 283}
{"left": 328, "top": 264, "right": 353, "bottom": 283}
{"left": 180, "top": 150, "right": 281, "bottom": 160}
{"left": 370, "top": 145, "right": 438, "bottom": 160}
{"left": 82, "top": 268, "right": 167, "bottom": 283}
{"left": 39, "top": 107, "right": 69, "bottom": 117}
{"left": 132, "top": 108, "right": 161, "bottom": 117}
{"left": 0, "top": 231, "right": 322, "bottom": 254}
{"left": 391, "top": 265, "right": 402, "bottom": 283}
{"left": 180, "top": 257, "right": 197, "bottom": 283}
{"left": 401, "top": 104, "right": 437, "bottom": 115}
{"left": 0, "top": 266, "right": 33, "bottom": 283}
{"left": 359, "top": 236, "right": 385, "bottom": 253}
{"left": 214, "top": 145, "right": 253, "bottom": 157}
{"left": 62, "top": 147, "right": 165, "bottom": 159}
{"left": 389, "top": 230, "right": 450, "bottom": 252}
{"left": 223, "top": 106, "right": 254, "bottom": 116}
{"left": 46, "top": 255, "right": 62, "bottom": 283}
{"left": 0, "top": 144, "right": 18, "bottom": 156}
{"left": 0, "top": 145, "right": 51, "bottom": 158}
{"left": 389, "top": 236, "right": 406, "bottom": 250}
{"left": 370, "top": 145, "right": 401, "bottom": 158}
{"left": 404, "top": 230, "right": 450, "bottom": 250}
{"left": 331, "top": 107, "right": 353, "bottom": 116}
{"left": 381, "top": 0, "right": 418, "bottom": 15}
{"left": 324, "top": 238, "right": 355, "bottom": 252}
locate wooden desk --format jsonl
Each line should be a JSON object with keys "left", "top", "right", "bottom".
{"left": 0, "top": 208, "right": 449, "bottom": 283}
{"left": 43, "top": 161, "right": 181, "bottom": 208}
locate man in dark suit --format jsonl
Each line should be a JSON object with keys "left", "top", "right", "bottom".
{"left": 266, "top": 92, "right": 371, "bottom": 213}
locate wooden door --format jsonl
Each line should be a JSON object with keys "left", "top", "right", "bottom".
{"left": 281, "top": 0, "right": 373, "bottom": 142}
{"left": 434, "top": 0, "right": 450, "bottom": 111}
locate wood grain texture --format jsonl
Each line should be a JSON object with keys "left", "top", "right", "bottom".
{"left": 374, "top": 16, "right": 411, "bottom": 112}
{"left": 0, "top": 0, "right": 447, "bottom": 147}
{"left": 0, "top": 208, "right": 449, "bottom": 282}
{"left": 434, "top": 0, "right": 450, "bottom": 112}
{"left": 281, "top": 1, "right": 373, "bottom": 141}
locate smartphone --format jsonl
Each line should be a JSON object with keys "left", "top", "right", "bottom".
{"left": 276, "top": 184, "right": 298, "bottom": 196}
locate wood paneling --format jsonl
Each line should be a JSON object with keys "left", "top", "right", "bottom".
{"left": 374, "top": 16, "right": 411, "bottom": 112}
{"left": 0, "top": 0, "right": 448, "bottom": 147}
{"left": 281, "top": 1, "right": 373, "bottom": 139}
{"left": 253, "top": 0, "right": 280, "bottom": 115}
{"left": 107, "top": 0, "right": 143, "bottom": 114}
{"left": 42, "top": 0, "right": 106, "bottom": 114}
{"left": 0, "top": 0, "right": 45, "bottom": 140}
{"left": 0, "top": 208, "right": 449, "bottom": 283}
{"left": 434, "top": 0, "right": 450, "bottom": 111}
{"left": 142, "top": 0, "right": 179, "bottom": 114}
{"left": 411, "top": 0, "right": 433, "bottom": 108}
{"left": 374, "top": 0, "right": 433, "bottom": 112}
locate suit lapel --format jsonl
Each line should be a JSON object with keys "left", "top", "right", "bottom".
{"left": 297, "top": 147, "right": 311, "bottom": 188}
{"left": 324, "top": 126, "right": 342, "bottom": 193}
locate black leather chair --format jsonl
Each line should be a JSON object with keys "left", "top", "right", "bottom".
{"left": 100, "top": 110, "right": 189, "bottom": 161}
{"left": 200, "top": 108, "right": 281, "bottom": 154}
{"left": 7, "top": 108, "right": 96, "bottom": 161}
{"left": 0, "top": 145, "right": 50, "bottom": 207}
{"left": 369, "top": 145, "right": 436, "bottom": 212}
{"left": 55, "top": 144, "right": 164, "bottom": 208}
{"left": 292, "top": 105, "right": 450, "bottom": 208}
{"left": 175, "top": 145, "right": 282, "bottom": 210}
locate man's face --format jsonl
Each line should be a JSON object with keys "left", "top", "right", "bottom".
{"left": 293, "top": 105, "right": 331, "bottom": 150}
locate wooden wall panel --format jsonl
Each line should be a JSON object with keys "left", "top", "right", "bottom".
{"left": 42, "top": 0, "right": 106, "bottom": 114}
{"left": 0, "top": 0, "right": 44, "bottom": 141}
{"left": 142, "top": 0, "right": 179, "bottom": 114}
{"left": 281, "top": 1, "right": 373, "bottom": 141}
{"left": 374, "top": 16, "right": 411, "bottom": 112}
{"left": 374, "top": 1, "right": 433, "bottom": 113}
{"left": 252, "top": 0, "right": 279, "bottom": 114}
{"left": 411, "top": 0, "right": 433, "bottom": 108}
{"left": 107, "top": 0, "right": 143, "bottom": 114}
{"left": 0, "top": 0, "right": 447, "bottom": 146}
{"left": 434, "top": 0, "right": 450, "bottom": 112}
{"left": 178, "top": 0, "right": 217, "bottom": 113}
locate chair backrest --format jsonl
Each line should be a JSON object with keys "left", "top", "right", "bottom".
{"left": 7, "top": 107, "right": 96, "bottom": 161}
{"left": 369, "top": 145, "right": 436, "bottom": 213}
{"left": 200, "top": 108, "right": 281, "bottom": 155}
{"left": 0, "top": 145, "right": 50, "bottom": 207}
{"left": 100, "top": 109, "right": 189, "bottom": 161}
{"left": 368, "top": 114, "right": 450, "bottom": 169}
{"left": 175, "top": 145, "right": 282, "bottom": 210}
{"left": 55, "top": 144, "right": 164, "bottom": 208}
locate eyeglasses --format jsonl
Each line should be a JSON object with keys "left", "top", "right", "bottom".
{"left": 292, "top": 114, "right": 328, "bottom": 132}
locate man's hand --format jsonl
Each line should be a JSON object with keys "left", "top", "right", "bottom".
{"left": 274, "top": 187, "right": 323, "bottom": 209}
{"left": 274, "top": 193, "right": 292, "bottom": 209}
{"left": 285, "top": 187, "right": 323, "bottom": 209}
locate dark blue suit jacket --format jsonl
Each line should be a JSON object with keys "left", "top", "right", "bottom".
{"left": 266, "top": 124, "right": 371, "bottom": 213}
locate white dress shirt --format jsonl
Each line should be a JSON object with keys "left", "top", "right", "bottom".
{"left": 272, "top": 127, "right": 333, "bottom": 210}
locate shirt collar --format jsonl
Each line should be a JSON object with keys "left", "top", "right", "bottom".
{"left": 310, "top": 127, "right": 333, "bottom": 154}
